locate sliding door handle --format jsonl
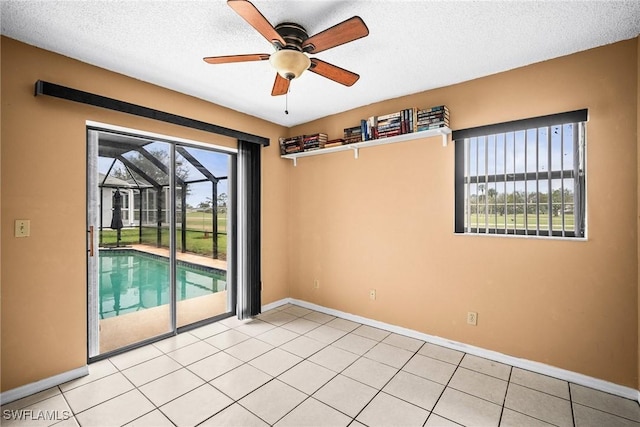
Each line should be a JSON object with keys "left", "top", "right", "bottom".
{"left": 88, "top": 225, "right": 95, "bottom": 257}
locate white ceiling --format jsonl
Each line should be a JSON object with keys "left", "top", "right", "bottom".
{"left": 2, "top": 1, "right": 640, "bottom": 127}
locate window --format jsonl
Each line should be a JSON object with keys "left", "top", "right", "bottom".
{"left": 454, "top": 109, "right": 587, "bottom": 238}
{"left": 120, "top": 191, "right": 130, "bottom": 222}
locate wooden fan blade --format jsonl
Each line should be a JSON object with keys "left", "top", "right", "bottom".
{"left": 309, "top": 58, "right": 359, "bottom": 86}
{"left": 271, "top": 74, "right": 290, "bottom": 96}
{"left": 227, "top": 0, "right": 285, "bottom": 47}
{"left": 203, "top": 53, "right": 270, "bottom": 64}
{"left": 302, "top": 16, "right": 369, "bottom": 54}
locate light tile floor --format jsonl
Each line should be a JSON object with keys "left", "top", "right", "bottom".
{"left": 3, "top": 303, "right": 640, "bottom": 427}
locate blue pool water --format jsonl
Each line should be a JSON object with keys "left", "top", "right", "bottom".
{"left": 99, "top": 249, "right": 226, "bottom": 318}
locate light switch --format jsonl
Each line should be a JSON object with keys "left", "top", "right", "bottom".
{"left": 15, "top": 219, "right": 30, "bottom": 237}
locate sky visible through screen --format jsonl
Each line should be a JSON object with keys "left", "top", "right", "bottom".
{"left": 98, "top": 143, "right": 230, "bottom": 208}
{"left": 465, "top": 124, "right": 576, "bottom": 197}
{"left": 463, "top": 123, "right": 582, "bottom": 232}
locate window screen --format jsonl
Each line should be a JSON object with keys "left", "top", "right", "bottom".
{"left": 454, "top": 109, "right": 587, "bottom": 238}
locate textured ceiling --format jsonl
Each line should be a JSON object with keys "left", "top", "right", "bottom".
{"left": 2, "top": 1, "right": 640, "bottom": 127}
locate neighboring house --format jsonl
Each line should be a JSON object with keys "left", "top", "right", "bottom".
{"left": 98, "top": 173, "right": 169, "bottom": 228}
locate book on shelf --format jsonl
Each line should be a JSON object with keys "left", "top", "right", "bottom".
{"left": 417, "top": 108, "right": 449, "bottom": 115}
{"left": 323, "top": 138, "right": 344, "bottom": 148}
{"left": 373, "top": 108, "right": 420, "bottom": 140}
{"left": 402, "top": 108, "right": 415, "bottom": 135}
{"left": 303, "top": 133, "right": 327, "bottom": 151}
{"left": 417, "top": 113, "right": 449, "bottom": 122}
{"left": 280, "top": 133, "right": 328, "bottom": 154}
{"left": 416, "top": 119, "right": 449, "bottom": 129}
{"left": 344, "top": 126, "right": 361, "bottom": 135}
{"left": 360, "top": 119, "right": 372, "bottom": 141}
{"left": 416, "top": 114, "right": 449, "bottom": 124}
{"left": 415, "top": 105, "right": 449, "bottom": 132}
{"left": 417, "top": 111, "right": 448, "bottom": 120}
{"left": 376, "top": 120, "right": 401, "bottom": 132}
{"left": 418, "top": 123, "right": 449, "bottom": 132}
{"left": 377, "top": 111, "right": 402, "bottom": 121}
{"left": 419, "top": 105, "right": 449, "bottom": 113}
{"left": 377, "top": 129, "right": 402, "bottom": 139}
{"left": 343, "top": 126, "right": 362, "bottom": 144}
{"left": 279, "top": 136, "right": 304, "bottom": 155}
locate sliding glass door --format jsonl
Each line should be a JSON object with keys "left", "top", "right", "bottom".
{"left": 174, "top": 145, "right": 233, "bottom": 327}
{"left": 87, "top": 127, "right": 234, "bottom": 359}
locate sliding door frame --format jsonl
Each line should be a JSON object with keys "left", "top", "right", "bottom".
{"left": 86, "top": 122, "right": 239, "bottom": 362}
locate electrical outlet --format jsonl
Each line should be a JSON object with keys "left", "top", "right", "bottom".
{"left": 369, "top": 289, "right": 376, "bottom": 300}
{"left": 313, "top": 279, "right": 320, "bottom": 289}
{"left": 467, "top": 311, "right": 478, "bottom": 326}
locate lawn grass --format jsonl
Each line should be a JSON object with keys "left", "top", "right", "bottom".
{"left": 468, "top": 213, "right": 575, "bottom": 230}
{"left": 100, "top": 212, "right": 227, "bottom": 258}
{"left": 184, "top": 211, "right": 227, "bottom": 233}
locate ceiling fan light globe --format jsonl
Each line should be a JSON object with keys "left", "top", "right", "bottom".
{"left": 270, "top": 49, "right": 310, "bottom": 80}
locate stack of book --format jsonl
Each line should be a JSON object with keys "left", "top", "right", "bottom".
{"left": 323, "top": 138, "right": 344, "bottom": 148}
{"left": 360, "top": 108, "right": 416, "bottom": 141}
{"left": 376, "top": 108, "right": 416, "bottom": 139}
{"left": 343, "top": 126, "right": 362, "bottom": 144}
{"left": 416, "top": 105, "right": 449, "bottom": 131}
{"left": 279, "top": 136, "right": 304, "bottom": 155}
{"left": 303, "top": 133, "right": 327, "bottom": 151}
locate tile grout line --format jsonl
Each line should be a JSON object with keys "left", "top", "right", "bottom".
{"left": 267, "top": 310, "right": 368, "bottom": 424}
{"left": 259, "top": 315, "right": 389, "bottom": 424}
{"left": 503, "top": 379, "right": 580, "bottom": 426}
{"left": 348, "top": 339, "right": 432, "bottom": 425}
{"left": 145, "top": 323, "right": 278, "bottom": 426}
{"left": 118, "top": 330, "right": 239, "bottom": 425}
{"left": 242, "top": 315, "right": 360, "bottom": 425}
{"left": 230, "top": 312, "right": 388, "bottom": 425}
{"left": 496, "top": 365, "right": 513, "bottom": 427}
{"left": 61, "top": 371, "right": 138, "bottom": 419}
{"left": 444, "top": 358, "right": 569, "bottom": 426}
{"left": 569, "top": 382, "right": 576, "bottom": 427}
{"left": 423, "top": 346, "right": 467, "bottom": 426}
{"left": 197, "top": 308, "right": 341, "bottom": 426}
{"left": 53, "top": 385, "right": 78, "bottom": 427}
{"left": 568, "top": 384, "right": 640, "bottom": 423}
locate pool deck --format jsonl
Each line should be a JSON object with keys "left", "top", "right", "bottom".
{"left": 129, "top": 244, "right": 227, "bottom": 271}
{"left": 99, "top": 244, "right": 228, "bottom": 354}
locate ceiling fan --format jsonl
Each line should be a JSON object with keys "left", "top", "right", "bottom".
{"left": 203, "top": 0, "right": 369, "bottom": 96}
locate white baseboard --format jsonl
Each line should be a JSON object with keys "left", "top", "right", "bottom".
{"left": 268, "top": 297, "right": 639, "bottom": 402}
{"left": 262, "top": 298, "right": 291, "bottom": 312}
{"left": 0, "top": 365, "right": 89, "bottom": 405}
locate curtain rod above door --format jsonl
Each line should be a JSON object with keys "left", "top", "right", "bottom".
{"left": 34, "top": 80, "right": 270, "bottom": 147}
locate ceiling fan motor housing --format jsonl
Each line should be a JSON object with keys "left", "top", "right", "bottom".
{"left": 274, "top": 22, "right": 309, "bottom": 51}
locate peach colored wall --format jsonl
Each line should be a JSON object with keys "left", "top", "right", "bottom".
{"left": 288, "top": 39, "right": 639, "bottom": 387}
{"left": 0, "top": 36, "right": 289, "bottom": 392}
{"left": 3, "top": 33, "right": 639, "bottom": 393}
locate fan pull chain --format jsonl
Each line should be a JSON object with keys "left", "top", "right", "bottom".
{"left": 284, "top": 90, "right": 289, "bottom": 115}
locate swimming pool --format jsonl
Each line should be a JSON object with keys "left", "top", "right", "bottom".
{"left": 99, "top": 249, "right": 226, "bottom": 318}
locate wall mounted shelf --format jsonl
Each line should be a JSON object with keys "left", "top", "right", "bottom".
{"left": 281, "top": 126, "right": 452, "bottom": 166}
